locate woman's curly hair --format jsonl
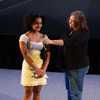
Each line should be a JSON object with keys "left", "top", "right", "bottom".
{"left": 23, "top": 13, "right": 46, "bottom": 31}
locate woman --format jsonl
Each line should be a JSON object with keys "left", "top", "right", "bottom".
{"left": 19, "top": 13, "right": 50, "bottom": 100}
{"left": 43, "top": 11, "right": 89, "bottom": 100}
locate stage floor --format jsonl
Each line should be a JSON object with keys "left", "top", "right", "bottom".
{"left": 0, "top": 69, "right": 100, "bottom": 100}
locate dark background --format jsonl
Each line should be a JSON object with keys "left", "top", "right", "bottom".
{"left": 0, "top": 0, "right": 100, "bottom": 74}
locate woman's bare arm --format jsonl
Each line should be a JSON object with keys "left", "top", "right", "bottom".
{"left": 19, "top": 41, "right": 44, "bottom": 74}
{"left": 52, "top": 39, "right": 64, "bottom": 46}
{"left": 41, "top": 44, "right": 50, "bottom": 71}
{"left": 42, "top": 38, "right": 64, "bottom": 46}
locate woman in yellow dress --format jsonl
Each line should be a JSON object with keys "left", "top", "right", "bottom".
{"left": 19, "top": 13, "right": 50, "bottom": 100}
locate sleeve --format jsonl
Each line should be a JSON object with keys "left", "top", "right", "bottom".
{"left": 19, "top": 34, "right": 28, "bottom": 43}
{"left": 63, "top": 31, "right": 87, "bottom": 47}
{"left": 44, "top": 34, "right": 48, "bottom": 38}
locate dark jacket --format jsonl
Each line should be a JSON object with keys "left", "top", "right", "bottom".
{"left": 63, "top": 29, "right": 89, "bottom": 70}
{"left": 55, "top": 30, "right": 70, "bottom": 70}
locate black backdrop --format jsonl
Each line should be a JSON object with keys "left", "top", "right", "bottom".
{"left": 0, "top": 0, "right": 100, "bottom": 74}
{"left": 0, "top": 35, "right": 100, "bottom": 75}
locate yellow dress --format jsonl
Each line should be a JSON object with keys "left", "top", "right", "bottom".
{"left": 19, "top": 34, "right": 48, "bottom": 86}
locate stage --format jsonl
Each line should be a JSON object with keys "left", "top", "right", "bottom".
{"left": 0, "top": 69, "right": 100, "bottom": 100}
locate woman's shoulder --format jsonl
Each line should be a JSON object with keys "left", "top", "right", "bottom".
{"left": 19, "top": 33, "right": 29, "bottom": 42}
{"left": 44, "top": 34, "right": 48, "bottom": 38}
{"left": 40, "top": 33, "right": 48, "bottom": 38}
{"left": 20, "top": 33, "right": 28, "bottom": 38}
{"left": 76, "top": 29, "right": 88, "bottom": 33}
{"left": 73, "top": 29, "right": 88, "bottom": 35}
{"left": 43, "top": 33, "right": 48, "bottom": 38}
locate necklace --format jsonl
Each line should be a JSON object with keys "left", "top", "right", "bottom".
{"left": 69, "top": 32, "right": 73, "bottom": 36}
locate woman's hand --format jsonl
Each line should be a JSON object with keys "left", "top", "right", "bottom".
{"left": 42, "top": 38, "right": 64, "bottom": 46}
{"left": 33, "top": 69, "right": 45, "bottom": 78}
{"left": 42, "top": 37, "right": 53, "bottom": 44}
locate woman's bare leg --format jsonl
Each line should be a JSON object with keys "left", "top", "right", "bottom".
{"left": 23, "top": 86, "right": 33, "bottom": 100}
{"left": 33, "top": 85, "right": 43, "bottom": 100}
